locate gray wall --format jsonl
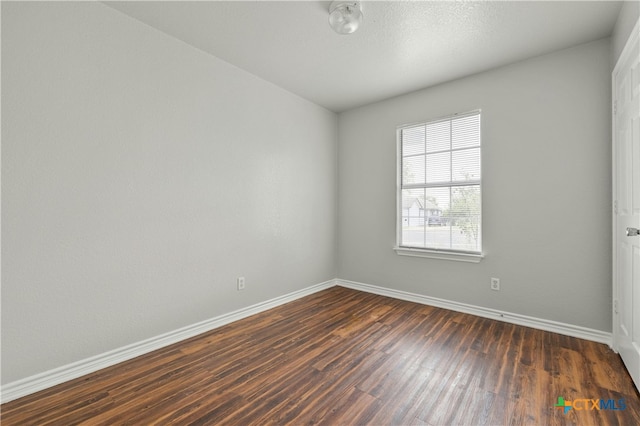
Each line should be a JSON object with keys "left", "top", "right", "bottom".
{"left": 1, "top": 2, "right": 337, "bottom": 384}
{"left": 338, "top": 39, "right": 612, "bottom": 332}
{"left": 612, "top": 1, "right": 639, "bottom": 66}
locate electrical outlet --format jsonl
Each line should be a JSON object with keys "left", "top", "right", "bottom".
{"left": 491, "top": 277, "right": 500, "bottom": 291}
{"left": 237, "top": 277, "right": 245, "bottom": 291}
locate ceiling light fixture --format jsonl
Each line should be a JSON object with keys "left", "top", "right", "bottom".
{"left": 329, "top": 1, "right": 363, "bottom": 35}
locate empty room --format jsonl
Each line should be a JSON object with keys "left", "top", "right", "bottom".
{"left": 2, "top": 0, "right": 640, "bottom": 424}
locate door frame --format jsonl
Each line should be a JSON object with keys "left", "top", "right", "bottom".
{"left": 612, "top": 16, "right": 640, "bottom": 354}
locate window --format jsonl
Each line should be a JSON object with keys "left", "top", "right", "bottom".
{"left": 395, "top": 111, "right": 482, "bottom": 262}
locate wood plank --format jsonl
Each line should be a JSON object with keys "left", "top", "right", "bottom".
{"left": 2, "top": 287, "right": 639, "bottom": 425}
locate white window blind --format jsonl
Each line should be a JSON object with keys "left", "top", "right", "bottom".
{"left": 398, "top": 111, "right": 481, "bottom": 255}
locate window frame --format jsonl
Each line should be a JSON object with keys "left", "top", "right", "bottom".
{"left": 394, "top": 110, "right": 484, "bottom": 263}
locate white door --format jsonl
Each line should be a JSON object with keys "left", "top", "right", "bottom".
{"left": 613, "top": 18, "right": 640, "bottom": 392}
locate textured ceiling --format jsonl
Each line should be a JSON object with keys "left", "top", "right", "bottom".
{"left": 104, "top": 1, "right": 622, "bottom": 112}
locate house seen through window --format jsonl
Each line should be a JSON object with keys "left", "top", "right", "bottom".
{"left": 397, "top": 111, "right": 482, "bottom": 255}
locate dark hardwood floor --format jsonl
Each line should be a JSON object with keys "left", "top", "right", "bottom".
{"left": 2, "top": 286, "right": 639, "bottom": 425}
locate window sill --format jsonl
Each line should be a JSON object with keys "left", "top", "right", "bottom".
{"left": 393, "top": 247, "right": 484, "bottom": 263}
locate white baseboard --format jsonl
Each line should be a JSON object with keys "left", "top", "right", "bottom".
{"left": 336, "top": 279, "right": 612, "bottom": 347}
{"left": 0, "top": 279, "right": 337, "bottom": 404}
{"left": 2, "top": 277, "right": 612, "bottom": 404}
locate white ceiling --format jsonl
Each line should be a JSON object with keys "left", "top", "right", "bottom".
{"left": 104, "top": 1, "right": 622, "bottom": 112}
